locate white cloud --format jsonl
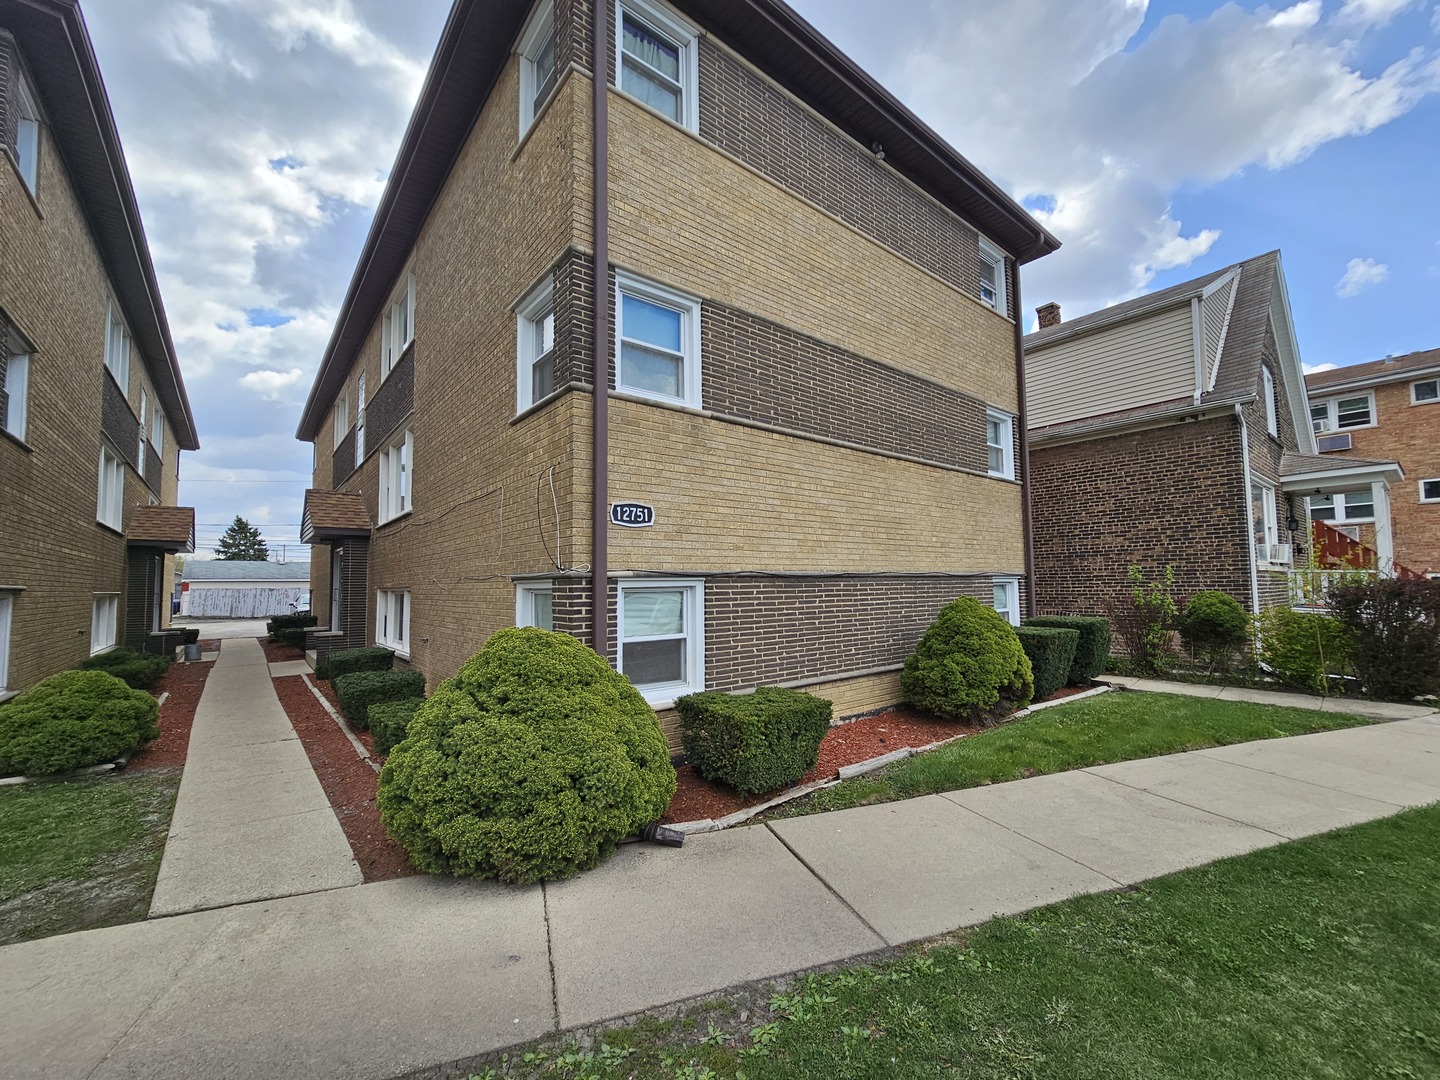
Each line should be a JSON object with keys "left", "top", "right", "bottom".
{"left": 239, "top": 367, "right": 306, "bottom": 400}
{"left": 1335, "top": 257, "right": 1391, "bottom": 297}
{"left": 1339, "top": 0, "right": 1424, "bottom": 27}
{"left": 1304, "top": 362, "right": 1339, "bottom": 374}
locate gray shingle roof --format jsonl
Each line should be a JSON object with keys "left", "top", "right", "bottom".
{"left": 183, "top": 561, "right": 310, "bottom": 582}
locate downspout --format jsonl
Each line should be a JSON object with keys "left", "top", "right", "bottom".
{"left": 1237, "top": 405, "right": 1262, "bottom": 616}
{"left": 1012, "top": 263, "right": 1038, "bottom": 618}
{"left": 591, "top": 5, "right": 611, "bottom": 660}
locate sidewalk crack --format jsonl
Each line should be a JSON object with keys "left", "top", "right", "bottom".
{"left": 765, "top": 824, "right": 888, "bottom": 946}
{"left": 542, "top": 882, "right": 560, "bottom": 1032}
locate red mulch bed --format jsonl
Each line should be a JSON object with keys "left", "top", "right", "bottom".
{"left": 197, "top": 639, "right": 221, "bottom": 653}
{"left": 127, "top": 659, "right": 215, "bottom": 772}
{"left": 272, "top": 674, "right": 414, "bottom": 881}
{"left": 258, "top": 637, "right": 306, "bottom": 664}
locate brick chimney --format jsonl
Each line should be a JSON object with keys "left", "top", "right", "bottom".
{"left": 1036, "top": 302, "right": 1062, "bottom": 329}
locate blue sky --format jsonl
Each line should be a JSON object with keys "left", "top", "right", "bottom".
{"left": 80, "top": 0, "right": 1439, "bottom": 556}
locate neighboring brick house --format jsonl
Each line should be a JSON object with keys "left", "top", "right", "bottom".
{"left": 1305, "top": 348, "right": 1440, "bottom": 576}
{"left": 1023, "top": 251, "right": 1403, "bottom": 619}
{"left": 1, "top": 0, "right": 199, "bottom": 700}
{"left": 295, "top": 0, "right": 1059, "bottom": 744}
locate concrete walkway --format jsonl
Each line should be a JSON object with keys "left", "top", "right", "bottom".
{"left": 148, "top": 637, "right": 361, "bottom": 917}
{"left": 1098, "top": 674, "right": 1438, "bottom": 720}
{"left": 2, "top": 715, "right": 1436, "bottom": 1078}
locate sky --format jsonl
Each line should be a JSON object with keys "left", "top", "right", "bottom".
{"left": 80, "top": 0, "right": 1440, "bottom": 558}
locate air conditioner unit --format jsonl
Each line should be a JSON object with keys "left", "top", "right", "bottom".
{"left": 1269, "top": 543, "right": 1294, "bottom": 566}
{"left": 1317, "top": 432, "right": 1353, "bottom": 453}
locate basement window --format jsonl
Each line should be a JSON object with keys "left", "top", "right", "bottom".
{"left": 992, "top": 579, "right": 1020, "bottom": 627}
{"left": 91, "top": 594, "right": 118, "bottom": 655}
{"left": 376, "top": 590, "right": 411, "bottom": 656}
{"left": 516, "top": 584, "right": 555, "bottom": 631}
{"left": 617, "top": 0, "right": 699, "bottom": 131}
{"left": 617, "top": 578, "right": 704, "bottom": 706}
{"left": 0, "top": 591, "right": 13, "bottom": 693}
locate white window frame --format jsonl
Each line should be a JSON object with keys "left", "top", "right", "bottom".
{"left": 977, "top": 238, "right": 1008, "bottom": 315}
{"left": 992, "top": 578, "right": 1020, "bottom": 627}
{"left": 381, "top": 271, "right": 415, "bottom": 380}
{"left": 150, "top": 405, "right": 163, "bottom": 459}
{"left": 516, "top": 276, "right": 558, "bottom": 412}
{"left": 375, "top": 589, "right": 411, "bottom": 656}
{"left": 97, "top": 445, "right": 125, "bottom": 531}
{"left": 0, "top": 591, "right": 14, "bottom": 694}
{"left": 517, "top": 0, "right": 561, "bottom": 136}
{"left": 1411, "top": 379, "right": 1439, "bottom": 406}
{"left": 1310, "top": 489, "right": 1377, "bottom": 525}
{"left": 3, "top": 351, "right": 29, "bottom": 442}
{"left": 355, "top": 372, "right": 366, "bottom": 466}
{"left": 13, "top": 68, "right": 40, "bottom": 194}
{"left": 1262, "top": 366, "right": 1278, "bottom": 437}
{"left": 1310, "top": 391, "right": 1375, "bottom": 432}
{"left": 516, "top": 583, "right": 555, "bottom": 631}
{"left": 986, "top": 409, "right": 1015, "bottom": 480}
{"left": 615, "top": 0, "right": 700, "bottom": 133}
{"left": 1419, "top": 479, "right": 1440, "bottom": 504}
{"left": 616, "top": 578, "right": 704, "bottom": 707}
{"left": 137, "top": 389, "right": 148, "bottom": 473}
{"left": 378, "top": 429, "right": 414, "bottom": 524}
{"left": 1252, "top": 479, "right": 1280, "bottom": 564}
{"left": 615, "top": 271, "right": 702, "bottom": 409}
{"left": 90, "top": 594, "right": 118, "bottom": 656}
{"left": 333, "top": 390, "right": 350, "bottom": 449}
{"left": 104, "top": 301, "right": 131, "bottom": 390}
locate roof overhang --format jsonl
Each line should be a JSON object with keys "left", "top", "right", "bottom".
{"left": 125, "top": 505, "right": 195, "bottom": 553}
{"left": 1281, "top": 461, "right": 1405, "bottom": 494}
{"left": 301, "top": 489, "right": 371, "bottom": 543}
{"left": 295, "top": 0, "right": 1060, "bottom": 440}
{"left": 0, "top": 0, "right": 199, "bottom": 450}
{"left": 1029, "top": 397, "right": 1247, "bottom": 449}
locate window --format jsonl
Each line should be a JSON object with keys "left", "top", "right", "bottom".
{"left": 11, "top": 68, "right": 40, "bottom": 193}
{"left": 376, "top": 590, "right": 410, "bottom": 655}
{"left": 0, "top": 592, "right": 13, "bottom": 694}
{"left": 1262, "top": 366, "right": 1278, "bottom": 436}
{"left": 516, "top": 277, "right": 557, "bottom": 411}
{"left": 137, "top": 390, "right": 148, "bottom": 472}
{"left": 1311, "top": 392, "right": 1373, "bottom": 432}
{"left": 977, "top": 238, "right": 1007, "bottom": 314}
{"left": 516, "top": 584, "right": 555, "bottom": 631}
{"left": 616, "top": 272, "right": 701, "bottom": 407}
{"left": 355, "top": 373, "right": 366, "bottom": 466}
{"left": 617, "top": 0, "right": 699, "bottom": 130}
{"left": 333, "top": 391, "right": 350, "bottom": 449}
{"left": 992, "top": 579, "right": 1020, "bottom": 627}
{"left": 150, "top": 406, "right": 163, "bottom": 459}
{"left": 381, "top": 272, "right": 415, "bottom": 379}
{"left": 3, "top": 351, "right": 29, "bottom": 442}
{"left": 1252, "top": 480, "right": 1279, "bottom": 562}
{"left": 90, "top": 595, "right": 118, "bottom": 656}
{"left": 104, "top": 302, "right": 131, "bottom": 390}
{"left": 97, "top": 446, "right": 124, "bottom": 531}
{"left": 518, "top": 1, "right": 560, "bottom": 134}
{"left": 986, "top": 409, "right": 1015, "bottom": 479}
{"left": 1309, "top": 488, "right": 1376, "bottom": 524}
{"left": 1420, "top": 480, "right": 1440, "bottom": 504}
{"left": 1413, "top": 379, "right": 1439, "bottom": 405}
{"left": 378, "top": 429, "right": 413, "bottom": 523}
{"left": 617, "top": 578, "right": 703, "bottom": 705}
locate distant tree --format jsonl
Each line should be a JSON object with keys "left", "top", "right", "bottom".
{"left": 215, "top": 516, "right": 270, "bottom": 561}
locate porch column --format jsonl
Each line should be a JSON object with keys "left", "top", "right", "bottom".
{"left": 1371, "top": 480, "right": 1395, "bottom": 574}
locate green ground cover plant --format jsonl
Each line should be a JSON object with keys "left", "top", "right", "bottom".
{"left": 478, "top": 805, "right": 1440, "bottom": 1079}
{"left": 767, "top": 691, "right": 1376, "bottom": 820}
{"left": 0, "top": 773, "right": 179, "bottom": 945}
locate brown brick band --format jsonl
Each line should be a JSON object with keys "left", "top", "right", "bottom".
{"left": 367, "top": 344, "right": 414, "bottom": 451}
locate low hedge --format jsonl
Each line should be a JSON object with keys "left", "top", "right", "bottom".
{"left": 266, "top": 613, "right": 318, "bottom": 642}
{"left": 318, "top": 646, "right": 394, "bottom": 681}
{"left": 0, "top": 670, "right": 160, "bottom": 777}
{"left": 1023, "top": 616, "right": 1111, "bottom": 685}
{"left": 677, "top": 687, "right": 832, "bottom": 798}
{"left": 371, "top": 698, "right": 424, "bottom": 755}
{"left": 1016, "top": 626, "right": 1080, "bottom": 702}
{"left": 79, "top": 647, "right": 172, "bottom": 690}
{"left": 334, "top": 670, "right": 426, "bottom": 729}
{"left": 275, "top": 628, "right": 307, "bottom": 650}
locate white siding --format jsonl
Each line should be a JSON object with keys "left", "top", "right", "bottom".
{"left": 1202, "top": 275, "right": 1239, "bottom": 390}
{"left": 1026, "top": 304, "right": 1198, "bottom": 429}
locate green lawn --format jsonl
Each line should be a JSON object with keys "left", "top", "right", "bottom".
{"left": 770, "top": 691, "right": 1378, "bottom": 819}
{"left": 0, "top": 773, "right": 179, "bottom": 945}
{"left": 482, "top": 804, "right": 1440, "bottom": 1080}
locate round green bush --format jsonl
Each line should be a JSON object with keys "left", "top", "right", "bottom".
{"left": 0, "top": 670, "right": 160, "bottom": 778}
{"left": 1178, "top": 591, "right": 1249, "bottom": 669}
{"left": 901, "top": 597, "right": 1034, "bottom": 723}
{"left": 377, "top": 628, "right": 677, "bottom": 885}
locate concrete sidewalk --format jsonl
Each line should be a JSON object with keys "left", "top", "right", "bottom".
{"left": 1, "top": 716, "right": 1436, "bottom": 1079}
{"left": 1098, "top": 674, "right": 1438, "bottom": 720}
{"left": 148, "top": 637, "right": 361, "bottom": 917}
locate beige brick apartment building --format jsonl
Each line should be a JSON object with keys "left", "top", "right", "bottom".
{"left": 1, "top": 0, "right": 199, "bottom": 700}
{"left": 296, "top": 0, "right": 1059, "bottom": 742}
{"left": 1305, "top": 348, "right": 1440, "bottom": 576}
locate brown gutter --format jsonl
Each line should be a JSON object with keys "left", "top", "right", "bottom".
{"left": 1012, "top": 264, "right": 1038, "bottom": 619}
{"left": 591, "top": 10, "right": 611, "bottom": 661}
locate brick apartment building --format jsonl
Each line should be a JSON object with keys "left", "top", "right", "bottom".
{"left": 1, "top": 0, "right": 199, "bottom": 700}
{"left": 1305, "top": 347, "right": 1440, "bottom": 576}
{"left": 296, "top": 0, "right": 1059, "bottom": 743}
{"left": 1023, "top": 251, "right": 1403, "bottom": 619}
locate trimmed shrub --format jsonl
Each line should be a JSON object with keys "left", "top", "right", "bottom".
{"left": 378, "top": 627, "right": 676, "bottom": 885}
{"left": 79, "top": 647, "right": 171, "bottom": 690}
{"left": 275, "top": 628, "right": 307, "bottom": 650}
{"left": 333, "top": 670, "right": 427, "bottom": 729}
{"left": 1023, "top": 616, "right": 1111, "bottom": 685}
{"left": 1255, "top": 608, "right": 1352, "bottom": 693}
{"left": 1179, "top": 591, "right": 1249, "bottom": 672}
{"left": 0, "top": 670, "right": 160, "bottom": 777}
{"left": 1016, "top": 626, "right": 1080, "bottom": 702}
{"left": 677, "top": 687, "right": 831, "bottom": 797}
{"left": 901, "top": 597, "right": 1034, "bottom": 723}
{"left": 1329, "top": 577, "right": 1440, "bottom": 701}
{"left": 371, "top": 698, "right": 424, "bottom": 756}
{"left": 266, "top": 613, "right": 318, "bottom": 643}
{"left": 318, "top": 646, "right": 394, "bottom": 681}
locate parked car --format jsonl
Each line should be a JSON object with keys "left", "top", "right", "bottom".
{"left": 290, "top": 592, "right": 311, "bottom": 616}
